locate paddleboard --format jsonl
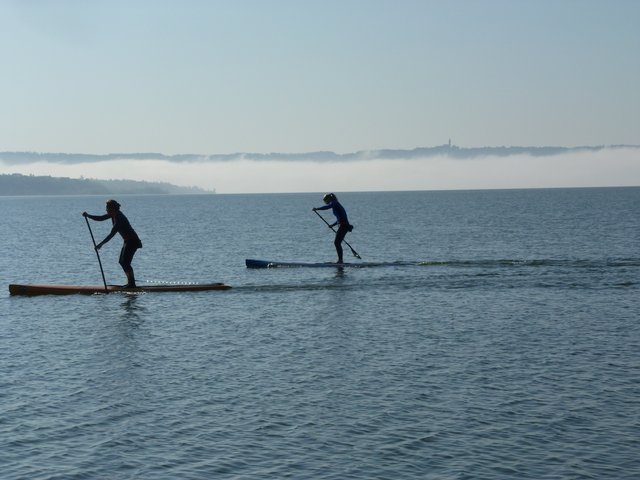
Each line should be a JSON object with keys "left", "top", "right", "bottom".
{"left": 245, "top": 258, "right": 411, "bottom": 268}
{"left": 9, "top": 283, "right": 232, "bottom": 296}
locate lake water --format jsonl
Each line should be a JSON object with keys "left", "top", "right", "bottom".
{"left": 1, "top": 188, "right": 639, "bottom": 479}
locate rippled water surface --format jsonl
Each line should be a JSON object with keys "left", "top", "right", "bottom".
{"left": 2, "top": 189, "right": 639, "bottom": 479}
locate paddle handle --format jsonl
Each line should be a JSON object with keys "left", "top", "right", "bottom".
{"left": 313, "top": 210, "right": 362, "bottom": 259}
{"left": 84, "top": 215, "right": 109, "bottom": 293}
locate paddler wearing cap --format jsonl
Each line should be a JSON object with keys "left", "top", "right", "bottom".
{"left": 312, "top": 193, "right": 354, "bottom": 264}
{"left": 83, "top": 199, "right": 142, "bottom": 288}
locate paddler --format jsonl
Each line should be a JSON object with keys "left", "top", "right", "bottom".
{"left": 83, "top": 199, "right": 142, "bottom": 288}
{"left": 312, "top": 193, "right": 354, "bottom": 264}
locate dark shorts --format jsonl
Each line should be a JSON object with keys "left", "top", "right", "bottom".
{"left": 119, "top": 239, "right": 142, "bottom": 272}
{"left": 335, "top": 223, "right": 351, "bottom": 245}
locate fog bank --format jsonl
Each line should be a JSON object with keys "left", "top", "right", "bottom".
{"left": 1, "top": 149, "right": 638, "bottom": 194}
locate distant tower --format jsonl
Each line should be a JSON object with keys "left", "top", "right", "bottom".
{"left": 448, "top": 138, "right": 451, "bottom": 148}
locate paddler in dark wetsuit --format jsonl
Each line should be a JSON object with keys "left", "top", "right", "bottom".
{"left": 312, "top": 193, "right": 353, "bottom": 264}
{"left": 83, "top": 199, "right": 142, "bottom": 288}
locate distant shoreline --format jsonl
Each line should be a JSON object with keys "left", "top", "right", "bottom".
{"left": 0, "top": 173, "right": 215, "bottom": 196}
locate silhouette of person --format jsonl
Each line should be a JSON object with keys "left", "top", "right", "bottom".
{"left": 83, "top": 199, "right": 142, "bottom": 288}
{"left": 313, "top": 193, "right": 353, "bottom": 263}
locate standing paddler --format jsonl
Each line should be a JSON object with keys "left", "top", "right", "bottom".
{"left": 312, "top": 193, "right": 354, "bottom": 263}
{"left": 83, "top": 199, "right": 142, "bottom": 288}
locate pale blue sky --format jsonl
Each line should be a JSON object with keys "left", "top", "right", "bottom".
{"left": 1, "top": 1, "right": 639, "bottom": 193}
{"left": 2, "top": 0, "right": 638, "bottom": 155}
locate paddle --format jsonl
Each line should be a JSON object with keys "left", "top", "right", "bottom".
{"left": 313, "top": 210, "right": 362, "bottom": 259}
{"left": 84, "top": 215, "right": 109, "bottom": 293}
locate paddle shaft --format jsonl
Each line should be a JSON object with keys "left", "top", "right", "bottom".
{"left": 84, "top": 216, "right": 109, "bottom": 293}
{"left": 314, "top": 210, "right": 361, "bottom": 259}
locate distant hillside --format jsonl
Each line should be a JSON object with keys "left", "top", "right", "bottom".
{"left": 1, "top": 144, "right": 638, "bottom": 165}
{"left": 0, "top": 173, "right": 214, "bottom": 196}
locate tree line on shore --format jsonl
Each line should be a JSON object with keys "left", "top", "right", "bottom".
{"left": 0, "top": 173, "right": 213, "bottom": 196}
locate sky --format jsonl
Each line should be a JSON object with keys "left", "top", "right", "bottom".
{"left": 1, "top": 0, "right": 639, "bottom": 193}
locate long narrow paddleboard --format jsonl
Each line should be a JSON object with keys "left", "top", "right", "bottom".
{"left": 9, "top": 283, "right": 232, "bottom": 296}
{"left": 245, "top": 259, "right": 411, "bottom": 269}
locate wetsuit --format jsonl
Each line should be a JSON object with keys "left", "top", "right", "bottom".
{"left": 86, "top": 211, "right": 142, "bottom": 274}
{"left": 316, "top": 199, "right": 352, "bottom": 262}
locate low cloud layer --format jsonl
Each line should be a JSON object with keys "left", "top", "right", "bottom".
{"left": 1, "top": 147, "right": 638, "bottom": 194}
{"left": 0, "top": 145, "right": 637, "bottom": 166}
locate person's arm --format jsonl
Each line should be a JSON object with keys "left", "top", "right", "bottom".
{"left": 82, "top": 212, "right": 110, "bottom": 221}
{"left": 312, "top": 204, "right": 332, "bottom": 212}
{"left": 96, "top": 225, "right": 118, "bottom": 250}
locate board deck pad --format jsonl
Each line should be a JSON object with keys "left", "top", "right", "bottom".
{"left": 9, "top": 283, "right": 232, "bottom": 296}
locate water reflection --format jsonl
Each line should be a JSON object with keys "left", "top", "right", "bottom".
{"left": 119, "top": 293, "right": 146, "bottom": 328}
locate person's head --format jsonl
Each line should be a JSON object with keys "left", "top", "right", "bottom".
{"left": 323, "top": 193, "right": 336, "bottom": 204}
{"left": 106, "top": 199, "right": 121, "bottom": 214}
